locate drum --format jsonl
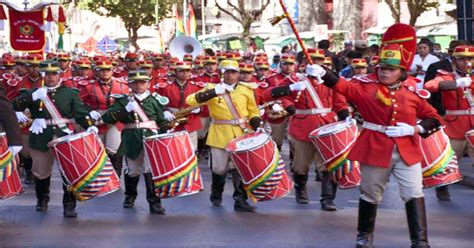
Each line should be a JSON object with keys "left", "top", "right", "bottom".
{"left": 465, "top": 129, "right": 474, "bottom": 147}
{"left": 309, "top": 121, "right": 361, "bottom": 189}
{"left": 144, "top": 131, "right": 203, "bottom": 198}
{"left": 0, "top": 133, "right": 23, "bottom": 199}
{"left": 48, "top": 131, "right": 120, "bottom": 201}
{"left": 226, "top": 132, "right": 293, "bottom": 202}
{"left": 419, "top": 129, "right": 463, "bottom": 188}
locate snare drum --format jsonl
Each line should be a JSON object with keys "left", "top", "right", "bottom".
{"left": 144, "top": 131, "right": 203, "bottom": 198}
{"left": 309, "top": 121, "right": 361, "bottom": 189}
{"left": 419, "top": 129, "right": 463, "bottom": 188}
{"left": 48, "top": 131, "right": 120, "bottom": 201}
{"left": 465, "top": 129, "right": 474, "bottom": 147}
{"left": 0, "top": 133, "right": 23, "bottom": 199}
{"left": 226, "top": 132, "right": 293, "bottom": 202}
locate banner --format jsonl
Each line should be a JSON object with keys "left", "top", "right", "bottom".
{"left": 8, "top": 8, "right": 45, "bottom": 52}
{"left": 186, "top": 4, "right": 197, "bottom": 38}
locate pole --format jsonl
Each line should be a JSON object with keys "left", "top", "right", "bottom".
{"left": 183, "top": 0, "right": 187, "bottom": 35}
{"left": 201, "top": 0, "right": 206, "bottom": 36}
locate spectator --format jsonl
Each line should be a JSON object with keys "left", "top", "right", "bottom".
{"left": 338, "top": 50, "right": 363, "bottom": 78}
{"left": 409, "top": 39, "right": 440, "bottom": 88}
{"left": 271, "top": 54, "right": 280, "bottom": 69}
{"left": 318, "top": 39, "right": 341, "bottom": 72}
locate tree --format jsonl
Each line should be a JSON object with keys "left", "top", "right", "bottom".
{"left": 298, "top": 0, "right": 329, "bottom": 32}
{"left": 383, "top": 0, "right": 401, "bottom": 24}
{"left": 215, "top": 0, "right": 271, "bottom": 48}
{"left": 407, "top": 0, "right": 439, "bottom": 26}
{"left": 333, "top": 0, "right": 363, "bottom": 39}
{"left": 88, "top": 0, "right": 177, "bottom": 50}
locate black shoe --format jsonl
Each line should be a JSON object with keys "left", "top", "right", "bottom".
{"left": 234, "top": 201, "right": 256, "bottom": 212}
{"left": 321, "top": 198, "right": 337, "bottom": 211}
{"left": 62, "top": 184, "right": 77, "bottom": 218}
{"left": 24, "top": 171, "right": 35, "bottom": 185}
{"left": 63, "top": 208, "right": 77, "bottom": 218}
{"left": 36, "top": 200, "right": 48, "bottom": 212}
{"left": 149, "top": 203, "right": 166, "bottom": 214}
{"left": 144, "top": 173, "right": 165, "bottom": 214}
{"left": 435, "top": 186, "right": 450, "bottom": 201}
{"left": 123, "top": 174, "right": 139, "bottom": 208}
{"left": 320, "top": 171, "right": 337, "bottom": 211}
{"left": 356, "top": 199, "right": 377, "bottom": 248}
{"left": 35, "top": 177, "right": 50, "bottom": 212}
{"left": 210, "top": 173, "right": 226, "bottom": 206}
{"left": 293, "top": 174, "right": 309, "bottom": 204}
{"left": 315, "top": 170, "right": 322, "bottom": 182}
{"left": 406, "top": 197, "right": 430, "bottom": 248}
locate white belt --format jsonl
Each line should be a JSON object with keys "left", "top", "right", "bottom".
{"left": 45, "top": 118, "right": 74, "bottom": 126}
{"left": 362, "top": 121, "right": 387, "bottom": 133}
{"left": 211, "top": 117, "right": 248, "bottom": 125}
{"left": 167, "top": 107, "right": 180, "bottom": 112}
{"left": 445, "top": 109, "right": 474, "bottom": 115}
{"left": 295, "top": 108, "right": 331, "bottom": 115}
{"left": 123, "top": 121, "right": 158, "bottom": 130}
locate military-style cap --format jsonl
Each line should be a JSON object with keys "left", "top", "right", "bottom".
{"left": 39, "top": 60, "right": 61, "bottom": 72}
{"left": 94, "top": 59, "right": 113, "bottom": 70}
{"left": 219, "top": 60, "right": 239, "bottom": 72}
{"left": 25, "top": 54, "right": 44, "bottom": 65}
{"left": 452, "top": 45, "right": 474, "bottom": 58}
{"left": 128, "top": 70, "right": 151, "bottom": 82}
{"left": 239, "top": 63, "right": 255, "bottom": 73}
{"left": 138, "top": 60, "right": 154, "bottom": 68}
{"left": 352, "top": 58, "right": 368, "bottom": 68}
{"left": 174, "top": 61, "right": 192, "bottom": 70}
{"left": 307, "top": 48, "right": 325, "bottom": 59}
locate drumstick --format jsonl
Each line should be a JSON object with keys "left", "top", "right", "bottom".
{"left": 39, "top": 78, "right": 44, "bottom": 112}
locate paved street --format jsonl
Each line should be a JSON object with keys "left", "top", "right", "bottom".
{"left": 1, "top": 143, "right": 473, "bottom": 248}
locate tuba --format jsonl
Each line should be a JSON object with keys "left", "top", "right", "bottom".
{"left": 169, "top": 36, "right": 203, "bottom": 60}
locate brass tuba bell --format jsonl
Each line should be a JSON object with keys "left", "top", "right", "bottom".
{"left": 169, "top": 36, "right": 203, "bottom": 61}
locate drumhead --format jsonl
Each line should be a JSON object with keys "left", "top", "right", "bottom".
{"left": 47, "top": 132, "right": 92, "bottom": 147}
{"left": 144, "top": 130, "right": 188, "bottom": 141}
{"left": 315, "top": 121, "right": 347, "bottom": 137}
{"left": 226, "top": 132, "right": 270, "bottom": 152}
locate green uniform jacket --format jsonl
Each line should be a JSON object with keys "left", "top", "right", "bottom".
{"left": 12, "top": 86, "right": 90, "bottom": 152}
{"left": 101, "top": 93, "right": 168, "bottom": 160}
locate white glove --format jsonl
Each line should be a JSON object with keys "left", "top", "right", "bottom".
{"left": 289, "top": 81, "right": 306, "bottom": 91}
{"left": 456, "top": 77, "right": 472, "bottom": 88}
{"left": 190, "top": 108, "right": 201, "bottom": 114}
{"left": 305, "top": 64, "right": 326, "bottom": 78}
{"left": 89, "top": 110, "right": 102, "bottom": 121}
{"left": 163, "top": 111, "right": 176, "bottom": 121}
{"left": 256, "top": 127, "right": 266, "bottom": 133}
{"left": 214, "top": 84, "right": 226, "bottom": 95}
{"left": 259, "top": 108, "right": 265, "bottom": 116}
{"left": 15, "top": 112, "right": 29, "bottom": 123}
{"left": 272, "top": 104, "right": 284, "bottom": 112}
{"left": 385, "top": 122, "right": 415, "bottom": 137}
{"left": 29, "top": 118, "right": 47, "bottom": 135}
{"left": 32, "top": 88, "right": 48, "bottom": 101}
{"left": 125, "top": 101, "right": 140, "bottom": 112}
{"left": 8, "top": 146, "right": 22, "bottom": 156}
{"left": 345, "top": 116, "right": 356, "bottom": 127}
{"left": 86, "top": 126, "right": 99, "bottom": 134}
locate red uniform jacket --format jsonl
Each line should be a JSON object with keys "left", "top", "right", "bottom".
{"left": 265, "top": 77, "right": 348, "bottom": 142}
{"left": 424, "top": 70, "right": 474, "bottom": 139}
{"left": 5, "top": 75, "right": 42, "bottom": 100}
{"left": 60, "top": 67, "right": 73, "bottom": 79}
{"left": 113, "top": 66, "right": 130, "bottom": 78}
{"left": 79, "top": 78, "right": 129, "bottom": 133}
{"left": 334, "top": 74, "right": 441, "bottom": 167}
{"left": 156, "top": 80, "right": 204, "bottom": 132}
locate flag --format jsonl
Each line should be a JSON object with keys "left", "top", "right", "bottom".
{"left": 57, "top": 5, "right": 66, "bottom": 50}
{"left": 97, "top": 36, "right": 119, "bottom": 54}
{"left": 186, "top": 4, "right": 197, "bottom": 38}
{"left": 8, "top": 8, "right": 46, "bottom": 52}
{"left": 175, "top": 8, "right": 185, "bottom": 37}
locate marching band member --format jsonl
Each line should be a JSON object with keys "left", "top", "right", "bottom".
{"left": 102, "top": 70, "right": 169, "bottom": 214}
{"left": 313, "top": 24, "right": 442, "bottom": 248}
{"left": 155, "top": 61, "right": 204, "bottom": 149}
{"left": 78, "top": 59, "right": 129, "bottom": 177}
{"left": 350, "top": 58, "right": 369, "bottom": 78}
{"left": 57, "top": 52, "right": 73, "bottom": 80}
{"left": 186, "top": 60, "right": 262, "bottom": 212}
{"left": 263, "top": 47, "right": 349, "bottom": 211}
{"left": 424, "top": 45, "right": 474, "bottom": 202}
{"left": 113, "top": 52, "right": 139, "bottom": 78}
{"left": 12, "top": 60, "right": 94, "bottom": 218}
{"left": 0, "top": 78, "right": 22, "bottom": 156}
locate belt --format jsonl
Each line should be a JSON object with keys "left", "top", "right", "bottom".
{"left": 123, "top": 121, "right": 158, "bottom": 130}
{"left": 211, "top": 117, "right": 248, "bottom": 125}
{"left": 294, "top": 108, "right": 331, "bottom": 115}
{"left": 45, "top": 118, "right": 74, "bottom": 126}
{"left": 445, "top": 109, "right": 474, "bottom": 115}
{"left": 362, "top": 121, "right": 387, "bottom": 133}
{"left": 167, "top": 107, "right": 180, "bottom": 112}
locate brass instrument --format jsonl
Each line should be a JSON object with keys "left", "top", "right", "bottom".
{"left": 258, "top": 100, "right": 289, "bottom": 119}
{"left": 167, "top": 105, "right": 202, "bottom": 128}
{"left": 18, "top": 109, "right": 33, "bottom": 129}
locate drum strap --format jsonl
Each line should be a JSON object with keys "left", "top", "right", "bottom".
{"left": 129, "top": 96, "right": 158, "bottom": 133}
{"left": 362, "top": 121, "right": 387, "bottom": 133}
{"left": 41, "top": 94, "right": 73, "bottom": 134}
{"left": 445, "top": 109, "right": 474, "bottom": 115}
{"left": 300, "top": 78, "right": 327, "bottom": 115}
{"left": 222, "top": 93, "right": 249, "bottom": 133}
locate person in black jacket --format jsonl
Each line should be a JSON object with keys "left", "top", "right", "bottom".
{"left": 424, "top": 40, "right": 466, "bottom": 201}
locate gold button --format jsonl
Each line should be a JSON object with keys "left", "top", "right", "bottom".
{"left": 391, "top": 99, "right": 396, "bottom": 102}
{"left": 394, "top": 104, "right": 398, "bottom": 108}
{"left": 390, "top": 92, "right": 395, "bottom": 95}
{"left": 392, "top": 118, "right": 396, "bottom": 121}
{"left": 393, "top": 111, "right": 397, "bottom": 114}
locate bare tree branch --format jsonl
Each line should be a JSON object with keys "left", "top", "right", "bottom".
{"left": 227, "top": 0, "right": 243, "bottom": 16}
{"left": 216, "top": 1, "right": 242, "bottom": 22}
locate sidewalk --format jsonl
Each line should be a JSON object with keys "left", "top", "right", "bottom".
{"left": 458, "top": 157, "right": 474, "bottom": 188}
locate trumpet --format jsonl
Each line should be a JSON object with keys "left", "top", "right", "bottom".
{"left": 18, "top": 109, "right": 33, "bottom": 129}
{"left": 167, "top": 105, "right": 202, "bottom": 128}
{"left": 258, "top": 100, "right": 289, "bottom": 119}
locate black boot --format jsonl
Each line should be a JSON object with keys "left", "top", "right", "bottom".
{"left": 435, "top": 185, "right": 450, "bottom": 201}
{"left": 144, "top": 173, "right": 165, "bottom": 214}
{"left": 109, "top": 153, "right": 123, "bottom": 179}
{"left": 231, "top": 169, "right": 256, "bottom": 212}
{"left": 293, "top": 174, "right": 309, "bottom": 204}
{"left": 197, "top": 138, "right": 209, "bottom": 161}
{"left": 35, "top": 177, "right": 50, "bottom": 212}
{"left": 210, "top": 172, "right": 226, "bottom": 206}
{"left": 315, "top": 169, "right": 321, "bottom": 182}
{"left": 320, "top": 171, "right": 337, "bottom": 211}
{"left": 123, "top": 174, "right": 139, "bottom": 208}
{"left": 23, "top": 157, "right": 34, "bottom": 185}
{"left": 62, "top": 185, "right": 77, "bottom": 218}
{"left": 406, "top": 197, "right": 430, "bottom": 248}
{"left": 356, "top": 199, "right": 377, "bottom": 248}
